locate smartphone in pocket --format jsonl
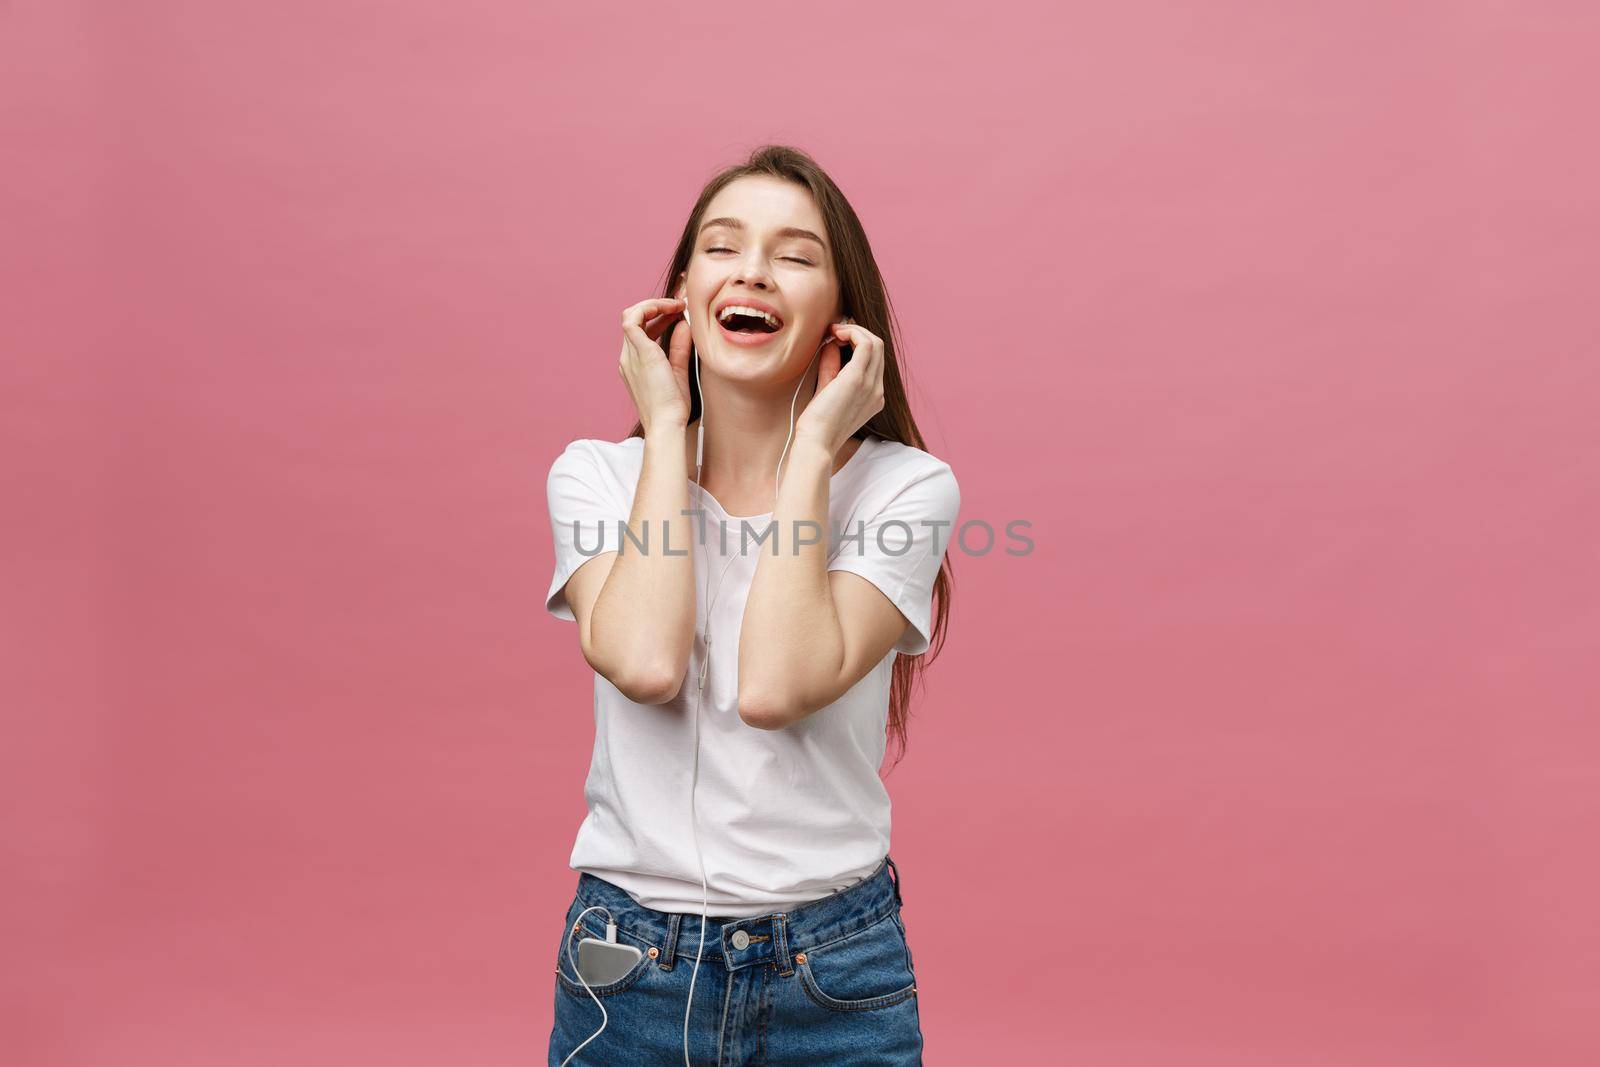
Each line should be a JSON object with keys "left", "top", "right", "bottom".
{"left": 575, "top": 936, "right": 644, "bottom": 986}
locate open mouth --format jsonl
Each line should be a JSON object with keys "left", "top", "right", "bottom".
{"left": 716, "top": 305, "right": 784, "bottom": 337}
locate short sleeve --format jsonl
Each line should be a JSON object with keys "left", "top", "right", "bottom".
{"left": 827, "top": 460, "right": 960, "bottom": 656}
{"left": 544, "top": 441, "right": 628, "bottom": 622}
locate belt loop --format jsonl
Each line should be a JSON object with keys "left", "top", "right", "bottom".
{"left": 659, "top": 913, "right": 682, "bottom": 971}
{"left": 885, "top": 855, "right": 904, "bottom": 907}
{"left": 774, "top": 913, "right": 793, "bottom": 977}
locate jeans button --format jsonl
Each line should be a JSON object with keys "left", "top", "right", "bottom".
{"left": 731, "top": 930, "right": 750, "bottom": 950}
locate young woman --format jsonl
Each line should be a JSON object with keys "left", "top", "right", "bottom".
{"left": 543, "top": 145, "right": 959, "bottom": 1066}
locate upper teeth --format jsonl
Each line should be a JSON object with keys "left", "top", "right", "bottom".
{"left": 718, "top": 305, "right": 780, "bottom": 328}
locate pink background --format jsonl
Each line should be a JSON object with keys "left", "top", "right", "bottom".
{"left": 4, "top": 2, "right": 1597, "bottom": 1064}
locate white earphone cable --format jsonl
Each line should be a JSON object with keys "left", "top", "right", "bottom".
{"left": 561, "top": 299, "right": 834, "bottom": 1067}
{"left": 681, "top": 304, "right": 828, "bottom": 1066}
{"left": 557, "top": 904, "right": 616, "bottom": 1067}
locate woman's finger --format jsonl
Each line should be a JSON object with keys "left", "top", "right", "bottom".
{"left": 829, "top": 321, "right": 877, "bottom": 345}
{"left": 814, "top": 334, "right": 843, "bottom": 395}
{"left": 622, "top": 321, "right": 664, "bottom": 362}
{"left": 622, "top": 297, "right": 686, "bottom": 331}
{"left": 642, "top": 307, "right": 683, "bottom": 343}
{"left": 830, "top": 321, "right": 879, "bottom": 367}
{"left": 667, "top": 317, "right": 693, "bottom": 373}
{"left": 830, "top": 324, "right": 880, "bottom": 374}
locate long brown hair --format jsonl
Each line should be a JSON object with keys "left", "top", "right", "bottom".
{"left": 622, "top": 144, "right": 954, "bottom": 772}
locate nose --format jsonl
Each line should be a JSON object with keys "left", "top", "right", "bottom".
{"left": 730, "top": 255, "right": 773, "bottom": 291}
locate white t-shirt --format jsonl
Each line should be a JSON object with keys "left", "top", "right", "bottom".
{"left": 543, "top": 433, "right": 960, "bottom": 916}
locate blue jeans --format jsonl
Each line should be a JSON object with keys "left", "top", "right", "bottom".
{"left": 548, "top": 855, "right": 924, "bottom": 1066}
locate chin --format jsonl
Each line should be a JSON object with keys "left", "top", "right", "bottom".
{"left": 703, "top": 340, "right": 813, "bottom": 385}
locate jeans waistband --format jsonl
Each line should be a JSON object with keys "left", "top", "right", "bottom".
{"left": 570, "top": 855, "right": 905, "bottom": 977}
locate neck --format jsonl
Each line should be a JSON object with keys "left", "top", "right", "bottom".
{"left": 687, "top": 361, "right": 829, "bottom": 505}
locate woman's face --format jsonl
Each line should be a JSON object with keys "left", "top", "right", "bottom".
{"left": 680, "top": 175, "right": 842, "bottom": 388}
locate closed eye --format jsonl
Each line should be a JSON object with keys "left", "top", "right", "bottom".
{"left": 704, "top": 246, "right": 813, "bottom": 266}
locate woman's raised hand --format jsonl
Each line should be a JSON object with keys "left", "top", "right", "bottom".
{"left": 619, "top": 297, "right": 694, "bottom": 435}
{"left": 794, "top": 318, "right": 885, "bottom": 455}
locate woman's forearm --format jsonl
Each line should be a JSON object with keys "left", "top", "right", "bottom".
{"left": 587, "top": 425, "right": 696, "bottom": 703}
{"left": 736, "top": 436, "right": 845, "bottom": 727}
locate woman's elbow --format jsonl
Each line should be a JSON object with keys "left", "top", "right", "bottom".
{"left": 617, "top": 668, "right": 683, "bottom": 705}
{"left": 595, "top": 654, "right": 683, "bottom": 704}
{"left": 581, "top": 638, "right": 684, "bottom": 705}
{"left": 737, "top": 690, "right": 802, "bottom": 731}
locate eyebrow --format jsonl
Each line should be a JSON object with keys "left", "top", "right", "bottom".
{"left": 697, "top": 217, "right": 827, "bottom": 249}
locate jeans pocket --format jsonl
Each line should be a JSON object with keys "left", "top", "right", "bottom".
{"left": 553, "top": 899, "right": 656, "bottom": 1000}
{"left": 795, "top": 913, "right": 919, "bottom": 1012}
